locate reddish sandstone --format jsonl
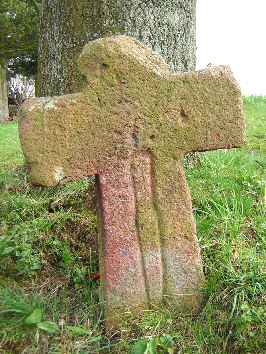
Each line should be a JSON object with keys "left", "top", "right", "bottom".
{"left": 18, "top": 35, "right": 246, "bottom": 328}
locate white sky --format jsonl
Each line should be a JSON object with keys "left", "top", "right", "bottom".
{"left": 196, "top": 0, "right": 266, "bottom": 95}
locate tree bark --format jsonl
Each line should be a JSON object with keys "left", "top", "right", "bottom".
{"left": 0, "top": 63, "right": 8, "bottom": 123}
{"left": 38, "top": 0, "right": 196, "bottom": 96}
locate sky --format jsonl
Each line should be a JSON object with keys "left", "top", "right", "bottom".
{"left": 196, "top": 0, "right": 266, "bottom": 95}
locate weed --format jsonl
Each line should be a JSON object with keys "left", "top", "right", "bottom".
{"left": 0, "top": 96, "right": 265, "bottom": 352}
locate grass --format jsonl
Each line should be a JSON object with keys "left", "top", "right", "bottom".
{"left": 0, "top": 95, "right": 265, "bottom": 353}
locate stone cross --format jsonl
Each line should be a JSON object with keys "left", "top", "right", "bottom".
{"left": 18, "top": 36, "right": 245, "bottom": 327}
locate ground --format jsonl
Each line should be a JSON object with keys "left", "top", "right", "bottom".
{"left": 0, "top": 95, "right": 265, "bottom": 353}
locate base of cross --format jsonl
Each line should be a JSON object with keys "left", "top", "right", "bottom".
{"left": 103, "top": 295, "right": 205, "bottom": 332}
{"left": 18, "top": 35, "right": 246, "bottom": 331}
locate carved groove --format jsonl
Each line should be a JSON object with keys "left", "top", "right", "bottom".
{"left": 130, "top": 160, "right": 150, "bottom": 304}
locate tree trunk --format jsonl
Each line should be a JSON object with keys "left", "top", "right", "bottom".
{"left": 38, "top": 0, "right": 196, "bottom": 96}
{"left": 0, "top": 63, "right": 8, "bottom": 123}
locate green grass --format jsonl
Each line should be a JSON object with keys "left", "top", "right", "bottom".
{"left": 0, "top": 96, "right": 265, "bottom": 353}
{"left": 0, "top": 121, "right": 24, "bottom": 170}
{"left": 243, "top": 95, "right": 266, "bottom": 155}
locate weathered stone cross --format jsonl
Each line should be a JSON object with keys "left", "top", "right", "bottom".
{"left": 18, "top": 36, "right": 245, "bottom": 327}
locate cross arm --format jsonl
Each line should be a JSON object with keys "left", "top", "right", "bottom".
{"left": 165, "top": 66, "right": 246, "bottom": 156}
{"left": 18, "top": 90, "right": 116, "bottom": 187}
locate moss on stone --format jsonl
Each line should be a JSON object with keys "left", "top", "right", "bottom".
{"left": 19, "top": 36, "right": 246, "bottom": 319}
